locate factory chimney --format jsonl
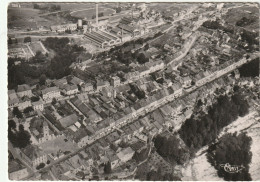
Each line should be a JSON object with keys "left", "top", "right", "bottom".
{"left": 96, "top": 3, "right": 98, "bottom": 25}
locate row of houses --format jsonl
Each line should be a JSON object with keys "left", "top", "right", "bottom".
{"left": 8, "top": 85, "right": 44, "bottom": 111}
{"left": 84, "top": 30, "right": 121, "bottom": 48}
{"left": 50, "top": 24, "right": 78, "bottom": 33}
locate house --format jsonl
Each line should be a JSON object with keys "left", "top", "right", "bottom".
{"left": 18, "top": 97, "right": 32, "bottom": 110}
{"left": 8, "top": 159, "right": 28, "bottom": 180}
{"left": 20, "top": 145, "right": 47, "bottom": 167}
{"left": 61, "top": 84, "right": 78, "bottom": 96}
{"left": 74, "top": 129, "right": 92, "bottom": 147}
{"left": 32, "top": 100, "right": 44, "bottom": 111}
{"left": 101, "top": 86, "right": 116, "bottom": 98}
{"left": 89, "top": 97, "right": 100, "bottom": 107}
{"left": 145, "top": 60, "right": 165, "bottom": 72}
{"left": 180, "top": 76, "right": 192, "bottom": 88}
{"left": 77, "top": 93, "right": 89, "bottom": 102}
{"left": 81, "top": 82, "right": 94, "bottom": 92}
{"left": 41, "top": 87, "right": 60, "bottom": 101}
{"left": 106, "top": 150, "right": 120, "bottom": 169}
{"left": 69, "top": 76, "right": 85, "bottom": 86}
{"left": 17, "top": 84, "right": 32, "bottom": 98}
{"left": 110, "top": 76, "right": 121, "bottom": 87}
{"left": 54, "top": 78, "right": 67, "bottom": 88}
{"left": 96, "top": 79, "right": 110, "bottom": 92}
{"left": 153, "top": 121, "right": 163, "bottom": 133}
{"left": 59, "top": 114, "right": 78, "bottom": 128}
{"left": 30, "top": 117, "right": 56, "bottom": 143}
{"left": 8, "top": 90, "right": 19, "bottom": 108}
{"left": 116, "top": 147, "right": 135, "bottom": 163}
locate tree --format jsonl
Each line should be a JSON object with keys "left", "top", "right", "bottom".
{"left": 24, "top": 37, "right": 31, "bottom": 43}
{"left": 8, "top": 120, "right": 16, "bottom": 130}
{"left": 31, "top": 96, "right": 40, "bottom": 102}
{"left": 144, "top": 44, "right": 149, "bottom": 51}
{"left": 9, "top": 124, "right": 31, "bottom": 148}
{"left": 8, "top": 37, "right": 12, "bottom": 45}
{"left": 23, "top": 106, "right": 34, "bottom": 114}
{"left": 104, "top": 162, "right": 112, "bottom": 174}
{"left": 36, "top": 163, "right": 45, "bottom": 170}
{"left": 116, "top": 7, "right": 122, "bottom": 13}
{"left": 33, "top": 3, "right": 40, "bottom": 9}
{"left": 52, "top": 98, "right": 57, "bottom": 105}
{"left": 13, "top": 107, "right": 23, "bottom": 119}
{"left": 65, "top": 29, "right": 72, "bottom": 34}
{"left": 39, "top": 74, "right": 47, "bottom": 86}
{"left": 137, "top": 53, "right": 148, "bottom": 64}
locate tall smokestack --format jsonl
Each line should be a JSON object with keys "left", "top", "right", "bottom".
{"left": 96, "top": 3, "right": 98, "bottom": 25}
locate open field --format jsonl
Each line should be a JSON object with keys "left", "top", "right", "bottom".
{"left": 8, "top": 7, "right": 40, "bottom": 29}
{"left": 223, "top": 5, "right": 259, "bottom": 31}
{"left": 148, "top": 3, "right": 195, "bottom": 13}
{"left": 39, "top": 136, "right": 79, "bottom": 154}
{"left": 71, "top": 7, "right": 115, "bottom": 19}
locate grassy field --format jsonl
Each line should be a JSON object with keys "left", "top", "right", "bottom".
{"left": 8, "top": 7, "right": 40, "bottom": 29}
{"left": 71, "top": 7, "right": 115, "bottom": 19}
{"left": 223, "top": 5, "right": 259, "bottom": 31}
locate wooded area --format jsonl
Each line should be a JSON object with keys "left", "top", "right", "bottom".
{"left": 207, "top": 133, "right": 252, "bottom": 181}
{"left": 179, "top": 93, "right": 249, "bottom": 151}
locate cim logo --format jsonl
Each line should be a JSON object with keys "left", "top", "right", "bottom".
{"left": 220, "top": 163, "right": 245, "bottom": 173}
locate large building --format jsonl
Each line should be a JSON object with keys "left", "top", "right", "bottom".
{"left": 51, "top": 24, "right": 77, "bottom": 32}
{"left": 17, "top": 84, "right": 32, "bottom": 98}
{"left": 41, "top": 86, "right": 61, "bottom": 101}
{"left": 84, "top": 30, "right": 121, "bottom": 48}
{"left": 20, "top": 145, "right": 48, "bottom": 167}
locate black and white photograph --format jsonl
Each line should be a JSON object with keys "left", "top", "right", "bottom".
{"left": 4, "top": 1, "right": 260, "bottom": 181}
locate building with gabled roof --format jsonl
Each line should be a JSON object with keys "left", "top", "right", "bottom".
{"left": 8, "top": 90, "right": 19, "bottom": 108}
{"left": 20, "top": 145, "right": 47, "bottom": 167}
{"left": 116, "top": 147, "right": 135, "bottom": 163}
{"left": 41, "top": 87, "right": 60, "bottom": 101}
{"left": 59, "top": 114, "right": 78, "bottom": 128}
{"left": 17, "top": 84, "right": 32, "bottom": 98}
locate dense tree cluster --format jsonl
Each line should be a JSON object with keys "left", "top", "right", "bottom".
{"left": 8, "top": 121, "right": 31, "bottom": 149}
{"left": 24, "top": 36, "right": 31, "bottom": 43}
{"left": 36, "top": 163, "right": 46, "bottom": 170}
{"left": 129, "top": 84, "right": 146, "bottom": 99}
{"left": 23, "top": 106, "right": 34, "bottom": 114}
{"left": 202, "top": 20, "right": 259, "bottom": 47}
{"left": 115, "top": 7, "right": 121, "bottom": 13}
{"left": 31, "top": 51, "right": 48, "bottom": 64}
{"left": 103, "top": 162, "right": 112, "bottom": 174}
{"left": 146, "top": 168, "right": 179, "bottom": 181}
{"left": 8, "top": 37, "right": 86, "bottom": 89}
{"left": 136, "top": 53, "right": 149, "bottom": 64}
{"left": 207, "top": 133, "right": 252, "bottom": 181}
{"left": 13, "top": 107, "right": 23, "bottom": 118}
{"left": 133, "top": 147, "right": 150, "bottom": 163}
{"left": 44, "top": 38, "right": 85, "bottom": 79}
{"left": 238, "top": 58, "right": 259, "bottom": 77}
{"left": 153, "top": 135, "right": 190, "bottom": 165}
{"left": 33, "top": 4, "right": 61, "bottom": 12}
{"left": 236, "top": 16, "right": 256, "bottom": 27}
{"left": 179, "top": 94, "right": 249, "bottom": 151}
{"left": 92, "top": 12, "right": 104, "bottom": 19}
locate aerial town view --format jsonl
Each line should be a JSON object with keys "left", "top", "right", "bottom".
{"left": 7, "top": 1, "right": 260, "bottom": 181}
